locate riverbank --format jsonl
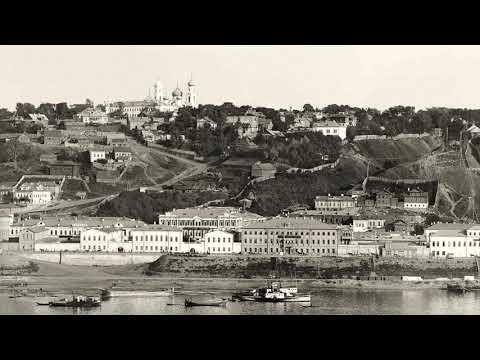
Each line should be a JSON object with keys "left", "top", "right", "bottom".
{"left": 0, "top": 253, "right": 476, "bottom": 297}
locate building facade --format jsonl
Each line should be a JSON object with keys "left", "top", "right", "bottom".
{"left": 80, "top": 228, "right": 127, "bottom": 252}
{"left": 311, "top": 120, "right": 347, "bottom": 140}
{"left": 75, "top": 108, "right": 109, "bottom": 124}
{"left": 48, "top": 161, "right": 81, "bottom": 177}
{"left": 251, "top": 162, "right": 276, "bottom": 178}
{"left": 404, "top": 191, "right": 429, "bottom": 210}
{"left": 89, "top": 149, "right": 106, "bottom": 163}
{"left": 353, "top": 219, "right": 385, "bottom": 232}
{"left": 314, "top": 195, "right": 355, "bottom": 213}
{"left": 158, "top": 207, "right": 264, "bottom": 241}
{"left": 241, "top": 218, "right": 339, "bottom": 256}
{"left": 130, "top": 226, "right": 183, "bottom": 253}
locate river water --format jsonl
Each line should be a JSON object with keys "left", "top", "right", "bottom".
{"left": 2, "top": 288, "right": 480, "bottom": 315}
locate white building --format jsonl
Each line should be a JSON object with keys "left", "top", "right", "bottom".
{"left": 13, "top": 180, "right": 63, "bottom": 205}
{"left": 404, "top": 191, "right": 429, "bottom": 210}
{"left": 353, "top": 219, "right": 385, "bottom": 233}
{"left": 203, "top": 230, "right": 237, "bottom": 254}
{"left": 80, "top": 228, "right": 128, "bottom": 253}
{"left": 130, "top": 225, "right": 183, "bottom": 253}
{"left": 10, "top": 215, "right": 146, "bottom": 240}
{"left": 158, "top": 207, "right": 265, "bottom": 241}
{"left": 89, "top": 149, "right": 106, "bottom": 163}
{"left": 426, "top": 223, "right": 480, "bottom": 258}
{"left": 311, "top": 120, "right": 347, "bottom": 140}
{"left": 75, "top": 108, "right": 109, "bottom": 124}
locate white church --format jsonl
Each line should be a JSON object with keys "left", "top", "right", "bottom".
{"left": 105, "top": 78, "right": 198, "bottom": 117}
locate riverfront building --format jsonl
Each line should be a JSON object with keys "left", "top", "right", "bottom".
{"left": 129, "top": 226, "right": 183, "bottom": 253}
{"left": 80, "top": 228, "right": 127, "bottom": 252}
{"left": 9, "top": 215, "right": 146, "bottom": 240}
{"left": 158, "top": 207, "right": 265, "bottom": 241}
{"left": 240, "top": 217, "right": 339, "bottom": 256}
{"left": 425, "top": 223, "right": 480, "bottom": 258}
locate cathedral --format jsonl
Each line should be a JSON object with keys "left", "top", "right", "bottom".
{"left": 105, "top": 78, "right": 198, "bottom": 117}
{"left": 150, "top": 78, "right": 197, "bottom": 111}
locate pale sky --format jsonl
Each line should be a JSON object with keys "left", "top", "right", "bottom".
{"left": 1, "top": 45, "right": 480, "bottom": 111}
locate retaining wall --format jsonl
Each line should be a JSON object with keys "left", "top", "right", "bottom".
{"left": 22, "top": 252, "right": 160, "bottom": 266}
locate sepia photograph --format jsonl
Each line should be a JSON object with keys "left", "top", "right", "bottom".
{"left": 2, "top": 44, "right": 480, "bottom": 316}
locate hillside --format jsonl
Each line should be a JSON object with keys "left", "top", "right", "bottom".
{"left": 381, "top": 146, "right": 480, "bottom": 220}
{"left": 248, "top": 157, "right": 367, "bottom": 215}
{"left": 352, "top": 135, "right": 442, "bottom": 167}
{"left": 247, "top": 135, "right": 442, "bottom": 216}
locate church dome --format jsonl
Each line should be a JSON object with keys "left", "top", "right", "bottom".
{"left": 172, "top": 87, "right": 183, "bottom": 97}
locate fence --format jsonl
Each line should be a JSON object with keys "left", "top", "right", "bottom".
{"left": 353, "top": 133, "right": 431, "bottom": 142}
{"left": 286, "top": 158, "right": 341, "bottom": 174}
{"left": 366, "top": 176, "right": 437, "bottom": 184}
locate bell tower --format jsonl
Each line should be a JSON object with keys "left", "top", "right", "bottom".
{"left": 187, "top": 74, "right": 197, "bottom": 108}
{"left": 153, "top": 80, "right": 164, "bottom": 103}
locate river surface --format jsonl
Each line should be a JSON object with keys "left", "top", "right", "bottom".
{"left": 2, "top": 288, "right": 480, "bottom": 315}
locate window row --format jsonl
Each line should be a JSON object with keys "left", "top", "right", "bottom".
{"left": 243, "top": 231, "right": 336, "bottom": 236}
{"left": 243, "top": 239, "right": 335, "bottom": 245}
{"left": 206, "top": 237, "right": 231, "bottom": 243}
{"left": 431, "top": 240, "right": 479, "bottom": 247}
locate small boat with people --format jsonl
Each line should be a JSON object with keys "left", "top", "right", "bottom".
{"left": 233, "top": 281, "right": 311, "bottom": 303}
{"left": 49, "top": 295, "right": 101, "bottom": 308}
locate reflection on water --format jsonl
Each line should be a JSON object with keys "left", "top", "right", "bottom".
{"left": 2, "top": 288, "right": 480, "bottom": 315}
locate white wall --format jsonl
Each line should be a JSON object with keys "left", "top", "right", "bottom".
{"left": 35, "top": 242, "right": 80, "bottom": 252}
{"left": 430, "top": 234, "right": 480, "bottom": 257}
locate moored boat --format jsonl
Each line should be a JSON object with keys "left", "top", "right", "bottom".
{"left": 233, "top": 281, "right": 311, "bottom": 303}
{"left": 49, "top": 295, "right": 101, "bottom": 308}
{"left": 446, "top": 283, "right": 470, "bottom": 294}
{"left": 184, "top": 298, "right": 227, "bottom": 307}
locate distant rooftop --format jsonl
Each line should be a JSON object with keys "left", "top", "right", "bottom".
{"left": 160, "top": 207, "right": 263, "bottom": 220}
{"left": 426, "top": 223, "right": 472, "bottom": 232}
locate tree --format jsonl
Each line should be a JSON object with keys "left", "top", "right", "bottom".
{"left": 55, "top": 102, "right": 71, "bottom": 119}
{"left": 0, "top": 108, "right": 13, "bottom": 120}
{"left": 36, "top": 103, "right": 56, "bottom": 122}
{"left": 85, "top": 99, "right": 94, "bottom": 108}
{"left": 16, "top": 103, "right": 36, "bottom": 118}
{"left": 303, "top": 104, "right": 315, "bottom": 113}
{"left": 96, "top": 104, "right": 106, "bottom": 112}
{"left": 412, "top": 224, "right": 424, "bottom": 236}
{"left": 5, "top": 139, "right": 22, "bottom": 170}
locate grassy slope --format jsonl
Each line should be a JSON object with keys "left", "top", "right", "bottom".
{"left": 250, "top": 157, "right": 367, "bottom": 216}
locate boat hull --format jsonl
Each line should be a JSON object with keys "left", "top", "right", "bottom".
{"left": 102, "top": 290, "right": 172, "bottom": 298}
{"left": 185, "top": 300, "right": 226, "bottom": 307}
{"left": 235, "top": 294, "right": 311, "bottom": 303}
